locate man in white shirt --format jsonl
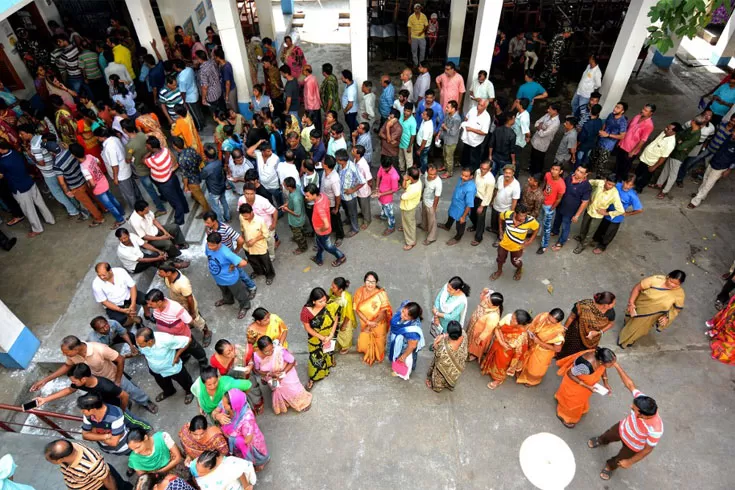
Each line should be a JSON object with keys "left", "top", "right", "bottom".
{"left": 489, "top": 165, "right": 521, "bottom": 242}
{"left": 400, "top": 68, "right": 414, "bottom": 103}
{"left": 530, "top": 103, "right": 561, "bottom": 175}
{"left": 469, "top": 70, "right": 495, "bottom": 108}
{"left": 572, "top": 54, "right": 602, "bottom": 116}
{"left": 360, "top": 81, "right": 377, "bottom": 126}
{"left": 129, "top": 200, "right": 188, "bottom": 259}
{"left": 115, "top": 227, "right": 182, "bottom": 274}
{"left": 92, "top": 262, "right": 149, "bottom": 327}
{"left": 94, "top": 127, "right": 141, "bottom": 212}
{"left": 460, "top": 98, "right": 492, "bottom": 171}
{"left": 278, "top": 151, "right": 301, "bottom": 190}
{"left": 415, "top": 109, "right": 434, "bottom": 173}
{"left": 420, "top": 163, "right": 442, "bottom": 244}
{"left": 413, "top": 61, "right": 431, "bottom": 104}
{"left": 246, "top": 140, "right": 283, "bottom": 207}
{"left": 352, "top": 145, "right": 373, "bottom": 230}
{"left": 469, "top": 161, "right": 495, "bottom": 245}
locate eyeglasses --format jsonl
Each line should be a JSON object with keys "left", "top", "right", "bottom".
{"left": 365, "top": 280, "right": 377, "bottom": 284}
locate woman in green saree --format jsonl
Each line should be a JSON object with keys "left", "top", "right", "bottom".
{"left": 300, "top": 287, "right": 341, "bottom": 390}
{"left": 191, "top": 367, "right": 252, "bottom": 423}
{"left": 127, "top": 428, "right": 186, "bottom": 478}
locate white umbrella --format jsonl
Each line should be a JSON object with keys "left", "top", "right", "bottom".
{"left": 519, "top": 432, "right": 576, "bottom": 490}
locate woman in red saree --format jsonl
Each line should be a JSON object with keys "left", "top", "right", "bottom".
{"left": 554, "top": 347, "right": 616, "bottom": 428}
{"left": 481, "top": 309, "right": 532, "bottom": 389}
{"left": 76, "top": 108, "right": 103, "bottom": 161}
{"left": 706, "top": 293, "right": 735, "bottom": 365}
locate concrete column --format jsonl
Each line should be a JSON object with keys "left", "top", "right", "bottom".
{"left": 599, "top": 0, "right": 658, "bottom": 115}
{"left": 282, "top": 0, "right": 295, "bottom": 15}
{"left": 711, "top": 11, "right": 735, "bottom": 66}
{"left": 0, "top": 300, "right": 40, "bottom": 369}
{"left": 446, "top": 0, "right": 467, "bottom": 65}
{"left": 350, "top": 0, "right": 368, "bottom": 86}
{"left": 652, "top": 34, "right": 682, "bottom": 69}
{"left": 126, "top": 0, "right": 167, "bottom": 60}
{"left": 211, "top": 0, "right": 253, "bottom": 117}
{"left": 254, "top": 0, "right": 276, "bottom": 41}
{"left": 465, "top": 0, "right": 503, "bottom": 113}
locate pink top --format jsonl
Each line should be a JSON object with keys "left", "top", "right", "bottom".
{"left": 619, "top": 115, "right": 654, "bottom": 154}
{"left": 377, "top": 166, "right": 400, "bottom": 205}
{"left": 80, "top": 155, "right": 109, "bottom": 195}
{"left": 303, "top": 74, "right": 322, "bottom": 111}
{"left": 435, "top": 73, "right": 466, "bottom": 108}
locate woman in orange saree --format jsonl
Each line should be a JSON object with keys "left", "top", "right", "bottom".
{"left": 517, "top": 309, "right": 566, "bottom": 386}
{"left": 171, "top": 105, "right": 204, "bottom": 157}
{"left": 354, "top": 271, "right": 393, "bottom": 365}
{"left": 466, "top": 289, "right": 503, "bottom": 362}
{"left": 706, "top": 293, "right": 735, "bottom": 365}
{"left": 481, "top": 309, "right": 532, "bottom": 389}
{"left": 136, "top": 106, "right": 168, "bottom": 150}
{"left": 76, "top": 109, "right": 103, "bottom": 161}
{"left": 554, "top": 347, "right": 616, "bottom": 428}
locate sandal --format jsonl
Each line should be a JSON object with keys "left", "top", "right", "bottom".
{"left": 155, "top": 392, "right": 174, "bottom": 403}
{"left": 513, "top": 268, "right": 523, "bottom": 281}
{"left": 214, "top": 299, "right": 231, "bottom": 307}
{"left": 593, "top": 247, "right": 605, "bottom": 254}
{"left": 184, "top": 393, "right": 194, "bottom": 404}
{"left": 331, "top": 256, "right": 347, "bottom": 267}
{"left": 309, "top": 256, "right": 324, "bottom": 266}
{"left": 88, "top": 220, "right": 103, "bottom": 228}
{"left": 551, "top": 243, "right": 563, "bottom": 252}
{"left": 305, "top": 380, "right": 314, "bottom": 391}
{"left": 110, "top": 220, "right": 125, "bottom": 230}
{"left": 440, "top": 173, "right": 451, "bottom": 179}
{"left": 490, "top": 271, "right": 502, "bottom": 281}
{"left": 556, "top": 414, "right": 575, "bottom": 428}
{"left": 202, "top": 328, "right": 213, "bottom": 347}
{"left": 339, "top": 348, "right": 350, "bottom": 355}
{"left": 588, "top": 437, "right": 602, "bottom": 449}
{"left": 487, "top": 381, "right": 501, "bottom": 390}
{"left": 382, "top": 228, "right": 395, "bottom": 235}
{"left": 656, "top": 192, "right": 666, "bottom": 200}
{"left": 600, "top": 467, "right": 612, "bottom": 481}
{"left": 6, "top": 217, "right": 24, "bottom": 226}
{"left": 237, "top": 307, "right": 249, "bottom": 319}
{"left": 403, "top": 244, "right": 415, "bottom": 251}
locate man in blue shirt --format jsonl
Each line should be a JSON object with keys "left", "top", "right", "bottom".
{"left": 214, "top": 47, "right": 237, "bottom": 111}
{"left": 589, "top": 102, "right": 628, "bottom": 177}
{"left": 173, "top": 59, "right": 202, "bottom": 130}
{"left": 709, "top": 77, "right": 735, "bottom": 125}
{"left": 78, "top": 393, "right": 151, "bottom": 455}
{"left": 689, "top": 131, "right": 735, "bottom": 208}
{"left": 144, "top": 54, "right": 165, "bottom": 102}
{"left": 205, "top": 232, "right": 251, "bottom": 319}
{"left": 415, "top": 89, "right": 444, "bottom": 134}
{"left": 438, "top": 167, "right": 476, "bottom": 245}
{"left": 576, "top": 103, "right": 603, "bottom": 167}
{"left": 516, "top": 70, "right": 548, "bottom": 113}
{"left": 592, "top": 173, "right": 643, "bottom": 253}
{"left": 551, "top": 164, "right": 592, "bottom": 250}
{"left": 379, "top": 75, "right": 395, "bottom": 127}
{"left": 135, "top": 327, "right": 193, "bottom": 404}
{"left": 341, "top": 69, "right": 359, "bottom": 134}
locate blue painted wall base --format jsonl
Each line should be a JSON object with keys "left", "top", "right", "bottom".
{"left": 652, "top": 50, "right": 674, "bottom": 69}
{"left": 710, "top": 52, "right": 732, "bottom": 67}
{"left": 282, "top": 0, "right": 294, "bottom": 15}
{"left": 0, "top": 327, "right": 40, "bottom": 369}
{"left": 447, "top": 56, "right": 460, "bottom": 66}
{"left": 238, "top": 102, "right": 253, "bottom": 120}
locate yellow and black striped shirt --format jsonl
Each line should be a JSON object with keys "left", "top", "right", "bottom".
{"left": 499, "top": 210, "right": 539, "bottom": 252}
{"left": 60, "top": 442, "right": 110, "bottom": 490}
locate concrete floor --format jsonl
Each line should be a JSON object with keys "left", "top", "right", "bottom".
{"left": 1, "top": 33, "right": 735, "bottom": 490}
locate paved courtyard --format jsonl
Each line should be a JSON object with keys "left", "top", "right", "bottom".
{"left": 1, "top": 40, "right": 735, "bottom": 490}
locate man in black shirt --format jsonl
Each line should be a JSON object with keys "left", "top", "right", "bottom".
{"left": 281, "top": 65, "right": 300, "bottom": 120}
{"left": 487, "top": 112, "right": 517, "bottom": 177}
{"left": 34, "top": 363, "right": 129, "bottom": 408}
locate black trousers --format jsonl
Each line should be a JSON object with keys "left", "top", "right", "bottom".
{"left": 218, "top": 281, "right": 251, "bottom": 309}
{"left": 309, "top": 109, "right": 322, "bottom": 135}
{"left": 592, "top": 219, "right": 621, "bottom": 250}
{"left": 614, "top": 146, "right": 636, "bottom": 182}
{"left": 489, "top": 207, "right": 501, "bottom": 235}
{"left": 330, "top": 205, "right": 345, "bottom": 240}
{"left": 634, "top": 161, "right": 654, "bottom": 193}
{"left": 180, "top": 336, "right": 208, "bottom": 367}
{"left": 106, "top": 297, "right": 147, "bottom": 326}
{"left": 468, "top": 196, "right": 486, "bottom": 242}
{"left": 530, "top": 148, "right": 547, "bottom": 175}
{"left": 132, "top": 254, "right": 160, "bottom": 274}
{"left": 444, "top": 216, "right": 467, "bottom": 240}
{"left": 718, "top": 271, "right": 735, "bottom": 304}
{"left": 150, "top": 364, "right": 193, "bottom": 396}
{"left": 461, "top": 144, "right": 483, "bottom": 172}
{"left": 248, "top": 253, "right": 275, "bottom": 279}
{"left": 345, "top": 112, "right": 358, "bottom": 134}
{"left": 0, "top": 178, "right": 23, "bottom": 218}
{"left": 0, "top": 230, "right": 16, "bottom": 251}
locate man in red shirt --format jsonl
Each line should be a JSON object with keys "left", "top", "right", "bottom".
{"left": 615, "top": 104, "right": 655, "bottom": 181}
{"left": 143, "top": 136, "right": 190, "bottom": 225}
{"left": 537, "top": 163, "right": 566, "bottom": 254}
{"left": 304, "top": 183, "right": 346, "bottom": 267}
{"left": 145, "top": 288, "right": 208, "bottom": 369}
{"left": 588, "top": 361, "right": 663, "bottom": 481}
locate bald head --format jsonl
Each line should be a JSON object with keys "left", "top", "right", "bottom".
{"left": 45, "top": 439, "right": 74, "bottom": 463}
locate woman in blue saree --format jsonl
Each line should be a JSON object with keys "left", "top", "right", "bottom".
{"left": 388, "top": 301, "right": 426, "bottom": 380}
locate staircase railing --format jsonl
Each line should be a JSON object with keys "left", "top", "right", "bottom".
{"left": 0, "top": 403, "right": 82, "bottom": 439}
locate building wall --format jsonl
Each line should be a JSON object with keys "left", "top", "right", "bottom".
{"left": 156, "top": 0, "right": 216, "bottom": 42}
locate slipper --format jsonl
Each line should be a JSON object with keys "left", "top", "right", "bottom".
{"left": 513, "top": 269, "right": 523, "bottom": 281}
{"left": 573, "top": 245, "right": 585, "bottom": 254}
{"left": 600, "top": 467, "right": 612, "bottom": 481}
{"left": 6, "top": 217, "right": 24, "bottom": 226}
{"left": 184, "top": 393, "right": 194, "bottom": 404}
{"left": 339, "top": 349, "right": 350, "bottom": 355}
{"left": 397, "top": 226, "right": 404, "bottom": 231}
{"left": 237, "top": 307, "right": 249, "bottom": 320}
{"left": 440, "top": 173, "right": 451, "bottom": 179}
{"left": 403, "top": 244, "right": 415, "bottom": 251}
{"left": 490, "top": 271, "right": 502, "bottom": 281}
{"left": 202, "top": 328, "right": 213, "bottom": 347}
{"left": 423, "top": 239, "right": 435, "bottom": 246}
{"left": 155, "top": 392, "right": 174, "bottom": 403}
{"left": 305, "top": 380, "right": 314, "bottom": 392}
{"left": 382, "top": 228, "right": 395, "bottom": 235}
{"left": 556, "top": 414, "right": 575, "bottom": 428}
{"left": 593, "top": 247, "right": 605, "bottom": 254}
{"left": 552, "top": 243, "right": 563, "bottom": 252}
{"left": 656, "top": 193, "right": 666, "bottom": 200}
{"left": 310, "top": 256, "right": 324, "bottom": 266}
{"left": 214, "top": 299, "right": 231, "bottom": 307}
{"left": 331, "top": 256, "right": 347, "bottom": 267}
{"left": 292, "top": 248, "right": 305, "bottom": 255}
{"left": 487, "top": 381, "right": 501, "bottom": 390}
{"left": 88, "top": 220, "right": 103, "bottom": 228}
{"left": 110, "top": 221, "right": 125, "bottom": 230}
{"left": 588, "top": 437, "right": 602, "bottom": 449}
{"left": 360, "top": 223, "right": 369, "bottom": 230}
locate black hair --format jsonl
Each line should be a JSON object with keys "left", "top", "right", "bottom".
{"left": 214, "top": 339, "right": 232, "bottom": 355}
{"left": 304, "top": 183, "right": 319, "bottom": 195}
{"left": 189, "top": 415, "right": 208, "bottom": 432}
{"left": 333, "top": 277, "right": 350, "bottom": 291}
{"left": 331, "top": 122, "right": 344, "bottom": 134}
{"left": 424, "top": 108, "right": 434, "bottom": 119}
{"left": 549, "top": 102, "right": 561, "bottom": 112}
{"left": 667, "top": 270, "right": 687, "bottom": 283}
{"left": 128, "top": 427, "right": 148, "bottom": 443}
{"left": 634, "top": 395, "right": 658, "bottom": 416}
{"left": 324, "top": 155, "right": 337, "bottom": 170}
{"left": 200, "top": 366, "right": 220, "bottom": 382}
{"left": 207, "top": 232, "right": 222, "bottom": 245}
{"left": 114, "top": 227, "right": 129, "bottom": 239}
{"left": 364, "top": 271, "right": 380, "bottom": 284}
{"left": 157, "top": 261, "right": 178, "bottom": 274}
{"left": 618, "top": 101, "right": 629, "bottom": 112}
{"left": 89, "top": 316, "right": 107, "bottom": 330}
{"left": 566, "top": 116, "right": 578, "bottom": 127}
{"left": 353, "top": 145, "right": 366, "bottom": 157}
{"left": 645, "top": 103, "right": 657, "bottom": 113}
{"left": 306, "top": 287, "right": 328, "bottom": 306}
{"left": 403, "top": 301, "right": 423, "bottom": 321}
{"left": 341, "top": 69, "right": 353, "bottom": 82}
{"left": 279, "top": 65, "right": 291, "bottom": 76}
{"left": 69, "top": 143, "right": 86, "bottom": 158}
{"left": 252, "top": 307, "right": 269, "bottom": 321}
{"left": 489, "top": 291, "right": 504, "bottom": 317}
{"left": 404, "top": 102, "right": 414, "bottom": 112}
{"left": 204, "top": 144, "right": 218, "bottom": 160}
{"left": 173, "top": 105, "right": 188, "bottom": 118}
{"left": 594, "top": 346, "right": 617, "bottom": 364}
{"left": 145, "top": 288, "right": 165, "bottom": 303}
{"left": 71, "top": 363, "right": 92, "bottom": 379}
{"left": 514, "top": 309, "right": 532, "bottom": 325}
{"left": 322, "top": 63, "right": 333, "bottom": 75}
{"left": 198, "top": 450, "right": 220, "bottom": 470}
{"left": 424, "top": 88, "right": 435, "bottom": 98}
{"left": 593, "top": 291, "right": 616, "bottom": 305}
{"left": 549, "top": 308, "right": 565, "bottom": 323}
{"left": 201, "top": 210, "right": 218, "bottom": 222}
{"left": 146, "top": 136, "right": 161, "bottom": 149}
{"left": 77, "top": 393, "right": 103, "bottom": 410}
{"left": 591, "top": 104, "right": 602, "bottom": 116}
{"left": 284, "top": 176, "right": 297, "bottom": 189}
{"left": 447, "top": 276, "right": 471, "bottom": 297}
{"left": 256, "top": 335, "right": 273, "bottom": 351}
{"left": 334, "top": 148, "right": 349, "bottom": 162}
{"left": 515, "top": 203, "right": 528, "bottom": 215}
{"left": 446, "top": 320, "right": 462, "bottom": 340}
{"left": 525, "top": 70, "right": 536, "bottom": 79}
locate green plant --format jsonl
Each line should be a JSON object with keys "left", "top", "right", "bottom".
{"left": 647, "top": 0, "right": 732, "bottom": 52}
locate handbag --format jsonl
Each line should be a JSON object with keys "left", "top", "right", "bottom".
{"left": 430, "top": 322, "right": 443, "bottom": 337}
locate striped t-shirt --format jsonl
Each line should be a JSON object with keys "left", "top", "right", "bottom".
{"left": 30, "top": 135, "right": 57, "bottom": 178}
{"left": 81, "top": 403, "right": 150, "bottom": 454}
{"left": 59, "top": 442, "right": 109, "bottom": 490}
{"left": 53, "top": 149, "right": 87, "bottom": 189}
{"left": 499, "top": 210, "right": 539, "bottom": 252}
{"left": 59, "top": 44, "right": 82, "bottom": 78}
{"left": 708, "top": 120, "right": 733, "bottom": 154}
{"left": 158, "top": 87, "right": 183, "bottom": 121}
{"left": 619, "top": 389, "right": 663, "bottom": 452}
{"left": 79, "top": 49, "right": 103, "bottom": 80}
{"left": 211, "top": 221, "right": 241, "bottom": 252}
{"left": 144, "top": 148, "right": 174, "bottom": 183}
{"left": 153, "top": 299, "right": 193, "bottom": 337}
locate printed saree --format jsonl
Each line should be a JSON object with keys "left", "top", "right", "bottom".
{"left": 354, "top": 286, "right": 393, "bottom": 365}
{"left": 218, "top": 389, "right": 269, "bottom": 468}
{"left": 465, "top": 295, "right": 501, "bottom": 361}
{"left": 557, "top": 299, "right": 610, "bottom": 359}
{"left": 304, "top": 302, "right": 341, "bottom": 381}
{"left": 330, "top": 290, "right": 356, "bottom": 351}
{"left": 480, "top": 317, "right": 528, "bottom": 384}
{"left": 619, "top": 275, "right": 685, "bottom": 347}
{"left": 708, "top": 293, "right": 735, "bottom": 365}
{"left": 179, "top": 424, "right": 228, "bottom": 460}
{"left": 427, "top": 335, "right": 468, "bottom": 392}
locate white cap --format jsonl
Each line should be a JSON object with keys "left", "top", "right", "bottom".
{"left": 414, "top": 3, "right": 422, "bottom": 9}
{"left": 431, "top": 13, "right": 438, "bottom": 19}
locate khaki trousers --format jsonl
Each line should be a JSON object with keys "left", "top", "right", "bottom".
{"left": 421, "top": 202, "right": 437, "bottom": 242}
{"left": 401, "top": 206, "right": 418, "bottom": 246}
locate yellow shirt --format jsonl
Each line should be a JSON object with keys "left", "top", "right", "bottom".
{"left": 407, "top": 13, "right": 429, "bottom": 39}
{"left": 239, "top": 214, "right": 270, "bottom": 255}
{"left": 164, "top": 272, "right": 198, "bottom": 313}
{"left": 499, "top": 210, "right": 539, "bottom": 252}
{"left": 474, "top": 169, "right": 496, "bottom": 206}
{"left": 301, "top": 125, "right": 314, "bottom": 151}
{"left": 587, "top": 180, "right": 625, "bottom": 219}
{"left": 400, "top": 180, "right": 423, "bottom": 210}
{"left": 639, "top": 131, "right": 676, "bottom": 166}
{"left": 113, "top": 44, "right": 135, "bottom": 80}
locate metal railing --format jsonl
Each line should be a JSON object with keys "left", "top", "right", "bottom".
{"left": 0, "top": 403, "right": 82, "bottom": 439}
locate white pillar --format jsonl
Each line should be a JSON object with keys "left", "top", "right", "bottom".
{"left": 711, "top": 11, "right": 735, "bottom": 66}
{"left": 652, "top": 34, "right": 682, "bottom": 69}
{"left": 446, "top": 0, "right": 467, "bottom": 65}
{"left": 0, "top": 300, "right": 40, "bottom": 369}
{"left": 599, "top": 0, "right": 658, "bottom": 115}
{"left": 465, "top": 0, "right": 503, "bottom": 113}
{"left": 126, "top": 0, "right": 167, "bottom": 60}
{"left": 350, "top": 0, "right": 368, "bottom": 86}
{"left": 211, "top": 0, "right": 253, "bottom": 116}
{"left": 254, "top": 0, "right": 276, "bottom": 41}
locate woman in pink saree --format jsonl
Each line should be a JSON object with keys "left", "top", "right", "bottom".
{"left": 215, "top": 389, "right": 270, "bottom": 471}
{"left": 279, "top": 36, "right": 307, "bottom": 83}
{"left": 253, "top": 336, "right": 312, "bottom": 415}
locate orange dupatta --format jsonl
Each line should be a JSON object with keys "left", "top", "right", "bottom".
{"left": 480, "top": 321, "right": 528, "bottom": 383}
{"left": 554, "top": 349, "right": 605, "bottom": 424}
{"left": 354, "top": 286, "right": 392, "bottom": 365}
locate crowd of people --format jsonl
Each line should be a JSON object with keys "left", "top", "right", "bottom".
{"left": 0, "top": 11, "right": 733, "bottom": 490}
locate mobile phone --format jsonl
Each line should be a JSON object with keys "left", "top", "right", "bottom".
{"left": 22, "top": 399, "right": 38, "bottom": 411}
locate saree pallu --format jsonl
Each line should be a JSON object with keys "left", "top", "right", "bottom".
{"left": 619, "top": 275, "right": 685, "bottom": 347}
{"left": 554, "top": 349, "right": 605, "bottom": 424}
{"left": 247, "top": 316, "right": 289, "bottom": 352}
{"left": 306, "top": 303, "right": 341, "bottom": 381}
{"left": 55, "top": 109, "right": 77, "bottom": 146}
{"left": 255, "top": 347, "right": 312, "bottom": 414}
{"left": 0, "top": 118, "right": 19, "bottom": 149}
{"left": 354, "top": 287, "right": 393, "bottom": 365}
{"left": 480, "top": 325, "right": 528, "bottom": 383}
{"left": 178, "top": 425, "right": 229, "bottom": 459}
{"left": 427, "top": 335, "right": 468, "bottom": 392}
{"left": 172, "top": 113, "right": 204, "bottom": 157}
{"left": 517, "top": 314, "right": 566, "bottom": 386}
{"left": 136, "top": 114, "right": 168, "bottom": 149}
{"left": 557, "top": 299, "right": 609, "bottom": 359}
{"left": 709, "top": 294, "right": 735, "bottom": 365}
{"left": 466, "top": 303, "right": 501, "bottom": 360}
{"left": 76, "top": 120, "right": 103, "bottom": 161}
{"left": 219, "top": 389, "right": 269, "bottom": 468}
{"left": 330, "top": 291, "right": 356, "bottom": 351}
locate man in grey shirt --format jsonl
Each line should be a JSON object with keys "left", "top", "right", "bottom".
{"left": 441, "top": 100, "right": 462, "bottom": 178}
{"left": 529, "top": 103, "right": 561, "bottom": 175}
{"left": 487, "top": 112, "right": 517, "bottom": 176}
{"left": 554, "top": 116, "right": 578, "bottom": 169}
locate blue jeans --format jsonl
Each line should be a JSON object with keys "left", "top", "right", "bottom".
{"left": 551, "top": 211, "right": 573, "bottom": 245}
{"left": 380, "top": 203, "right": 395, "bottom": 229}
{"left": 66, "top": 76, "right": 94, "bottom": 100}
{"left": 207, "top": 191, "right": 230, "bottom": 222}
{"left": 541, "top": 204, "right": 555, "bottom": 248}
{"left": 156, "top": 174, "right": 190, "bottom": 225}
{"left": 138, "top": 175, "right": 166, "bottom": 212}
{"left": 416, "top": 147, "right": 430, "bottom": 173}
{"left": 238, "top": 268, "right": 257, "bottom": 290}
{"left": 96, "top": 190, "right": 126, "bottom": 223}
{"left": 571, "top": 94, "right": 589, "bottom": 116}
{"left": 575, "top": 149, "right": 591, "bottom": 169}
{"left": 491, "top": 158, "right": 510, "bottom": 178}
{"left": 315, "top": 233, "right": 344, "bottom": 263}
{"left": 44, "top": 175, "right": 81, "bottom": 216}
{"left": 676, "top": 150, "right": 711, "bottom": 183}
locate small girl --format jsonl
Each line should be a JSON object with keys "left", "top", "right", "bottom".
{"left": 427, "top": 13, "right": 439, "bottom": 54}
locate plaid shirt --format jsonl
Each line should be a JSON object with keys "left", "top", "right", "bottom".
{"left": 198, "top": 60, "right": 222, "bottom": 103}
{"left": 177, "top": 148, "right": 203, "bottom": 185}
{"left": 338, "top": 161, "right": 365, "bottom": 202}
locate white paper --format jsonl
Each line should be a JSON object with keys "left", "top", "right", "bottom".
{"left": 593, "top": 383, "right": 609, "bottom": 396}
{"left": 323, "top": 339, "right": 335, "bottom": 353}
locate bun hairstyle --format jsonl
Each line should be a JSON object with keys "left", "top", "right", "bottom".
{"left": 333, "top": 277, "right": 350, "bottom": 291}
{"left": 549, "top": 308, "right": 565, "bottom": 323}
{"left": 446, "top": 320, "right": 463, "bottom": 340}
{"left": 594, "top": 347, "right": 616, "bottom": 364}
{"left": 403, "top": 302, "right": 423, "bottom": 321}
{"left": 514, "top": 309, "right": 532, "bottom": 325}
{"left": 489, "top": 291, "right": 504, "bottom": 316}
{"left": 593, "top": 291, "right": 616, "bottom": 305}
{"left": 667, "top": 269, "right": 686, "bottom": 284}
{"left": 448, "top": 276, "right": 471, "bottom": 297}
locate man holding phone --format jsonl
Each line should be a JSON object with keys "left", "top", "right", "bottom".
{"left": 32, "top": 363, "right": 130, "bottom": 409}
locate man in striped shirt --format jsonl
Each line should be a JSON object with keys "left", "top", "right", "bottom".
{"left": 45, "top": 439, "right": 125, "bottom": 490}
{"left": 78, "top": 40, "right": 107, "bottom": 102}
{"left": 49, "top": 141, "right": 106, "bottom": 223}
{"left": 159, "top": 76, "right": 184, "bottom": 126}
{"left": 144, "top": 136, "right": 190, "bottom": 225}
{"left": 589, "top": 362, "right": 663, "bottom": 481}
{"left": 53, "top": 34, "right": 90, "bottom": 98}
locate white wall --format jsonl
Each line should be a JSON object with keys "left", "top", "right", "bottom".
{"left": 36, "top": 0, "right": 61, "bottom": 26}
{"left": 156, "top": 0, "right": 216, "bottom": 42}
{"left": 0, "top": 18, "right": 37, "bottom": 99}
